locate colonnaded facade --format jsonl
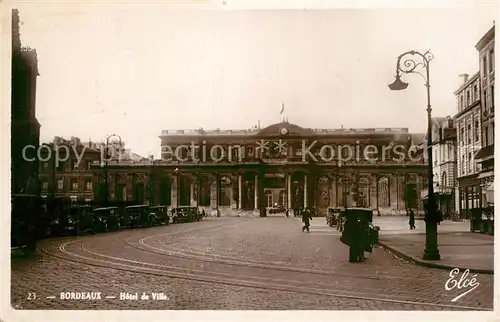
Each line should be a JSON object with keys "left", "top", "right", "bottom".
{"left": 95, "top": 122, "right": 427, "bottom": 216}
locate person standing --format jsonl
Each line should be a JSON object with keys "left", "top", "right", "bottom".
{"left": 409, "top": 208, "right": 416, "bottom": 230}
{"left": 302, "top": 208, "right": 312, "bottom": 232}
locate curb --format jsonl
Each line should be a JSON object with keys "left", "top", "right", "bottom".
{"left": 378, "top": 241, "right": 494, "bottom": 275}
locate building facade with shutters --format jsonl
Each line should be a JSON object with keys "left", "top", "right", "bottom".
{"left": 475, "top": 24, "right": 495, "bottom": 210}
{"left": 424, "top": 117, "right": 458, "bottom": 218}
{"left": 454, "top": 72, "right": 483, "bottom": 218}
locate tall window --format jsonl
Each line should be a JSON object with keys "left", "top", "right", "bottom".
{"left": 442, "top": 172, "right": 447, "bottom": 187}
{"left": 460, "top": 95, "right": 464, "bottom": 110}
{"left": 489, "top": 50, "right": 494, "bottom": 72}
{"left": 466, "top": 91, "right": 471, "bottom": 105}
{"left": 85, "top": 180, "right": 92, "bottom": 191}
{"left": 460, "top": 127, "right": 465, "bottom": 145}
{"left": 42, "top": 181, "right": 48, "bottom": 190}
{"left": 484, "top": 89, "right": 488, "bottom": 110}
{"left": 57, "top": 179, "right": 64, "bottom": 190}
{"left": 491, "top": 85, "right": 494, "bottom": 110}
{"left": 474, "top": 85, "right": 478, "bottom": 101}
{"left": 467, "top": 124, "right": 471, "bottom": 144}
{"left": 462, "top": 155, "right": 466, "bottom": 174}
{"left": 475, "top": 121, "right": 479, "bottom": 142}
{"left": 485, "top": 126, "right": 489, "bottom": 146}
{"left": 468, "top": 152, "right": 472, "bottom": 172}
{"left": 483, "top": 56, "right": 488, "bottom": 75}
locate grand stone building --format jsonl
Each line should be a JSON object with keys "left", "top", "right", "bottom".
{"left": 100, "top": 122, "right": 428, "bottom": 216}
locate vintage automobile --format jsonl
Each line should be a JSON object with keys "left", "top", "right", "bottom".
{"left": 268, "top": 206, "right": 286, "bottom": 214}
{"left": 124, "top": 205, "right": 154, "bottom": 228}
{"left": 149, "top": 205, "right": 170, "bottom": 225}
{"left": 67, "top": 205, "right": 93, "bottom": 235}
{"left": 172, "top": 207, "right": 198, "bottom": 223}
{"left": 93, "top": 207, "right": 121, "bottom": 232}
{"left": 326, "top": 207, "right": 344, "bottom": 227}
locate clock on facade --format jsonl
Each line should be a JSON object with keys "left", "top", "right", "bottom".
{"left": 280, "top": 127, "right": 289, "bottom": 135}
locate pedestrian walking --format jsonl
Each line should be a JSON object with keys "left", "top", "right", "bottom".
{"left": 285, "top": 208, "right": 289, "bottom": 218}
{"left": 409, "top": 208, "right": 416, "bottom": 230}
{"left": 301, "top": 208, "right": 312, "bottom": 232}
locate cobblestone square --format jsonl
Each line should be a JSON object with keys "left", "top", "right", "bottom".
{"left": 10, "top": 217, "right": 494, "bottom": 311}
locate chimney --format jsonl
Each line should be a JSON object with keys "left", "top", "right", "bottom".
{"left": 459, "top": 73, "right": 469, "bottom": 84}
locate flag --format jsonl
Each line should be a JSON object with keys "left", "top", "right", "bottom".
{"left": 280, "top": 103, "right": 285, "bottom": 115}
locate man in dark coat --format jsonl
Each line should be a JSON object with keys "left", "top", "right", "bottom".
{"left": 301, "top": 208, "right": 312, "bottom": 232}
{"left": 409, "top": 208, "right": 416, "bottom": 230}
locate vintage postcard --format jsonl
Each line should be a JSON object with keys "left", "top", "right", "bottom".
{"left": 3, "top": 0, "right": 497, "bottom": 321}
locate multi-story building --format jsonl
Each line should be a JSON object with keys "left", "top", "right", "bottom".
{"left": 38, "top": 136, "right": 146, "bottom": 203}
{"left": 424, "top": 117, "right": 457, "bottom": 217}
{"left": 107, "top": 121, "right": 428, "bottom": 216}
{"left": 475, "top": 24, "right": 495, "bottom": 209}
{"left": 39, "top": 137, "right": 101, "bottom": 203}
{"left": 454, "top": 72, "right": 483, "bottom": 218}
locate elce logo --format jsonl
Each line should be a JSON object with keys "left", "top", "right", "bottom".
{"left": 445, "top": 268, "right": 480, "bottom": 302}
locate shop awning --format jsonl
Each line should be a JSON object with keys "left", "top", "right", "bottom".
{"left": 475, "top": 145, "right": 495, "bottom": 162}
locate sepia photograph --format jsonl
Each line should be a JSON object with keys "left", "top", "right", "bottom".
{"left": 4, "top": 0, "right": 497, "bottom": 318}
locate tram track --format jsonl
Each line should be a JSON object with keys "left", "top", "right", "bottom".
{"left": 38, "top": 240, "right": 487, "bottom": 311}
{"left": 34, "top": 218, "right": 491, "bottom": 311}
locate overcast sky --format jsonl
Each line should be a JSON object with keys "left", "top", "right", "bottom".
{"left": 14, "top": 3, "right": 496, "bottom": 158}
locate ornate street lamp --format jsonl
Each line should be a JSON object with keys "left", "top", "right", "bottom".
{"left": 388, "top": 49, "right": 440, "bottom": 260}
{"left": 103, "top": 134, "right": 122, "bottom": 206}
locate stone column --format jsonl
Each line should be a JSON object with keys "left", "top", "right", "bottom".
{"left": 190, "top": 182, "right": 196, "bottom": 206}
{"left": 304, "top": 174, "right": 308, "bottom": 208}
{"left": 254, "top": 174, "right": 258, "bottom": 210}
{"left": 330, "top": 175, "right": 337, "bottom": 207}
{"left": 210, "top": 179, "right": 217, "bottom": 209}
{"left": 238, "top": 174, "right": 243, "bottom": 209}
{"left": 170, "top": 175, "right": 178, "bottom": 208}
{"left": 389, "top": 173, "right": 398, "bottom": 212}
{"left": 230, "top": 175, "right": 238, "bottom": 209}
{"left": 369, "top": 175, "right": 377, "bottom": 209}
{"left": 287, "top": 173, "right": 292, "bottom": 209}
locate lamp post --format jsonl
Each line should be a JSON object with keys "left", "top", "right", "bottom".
{"left": 103, "top": 134, "right": 122, "bottom": 207}
{"left": 388, "top": 49, "right": 440, "bottom": 260}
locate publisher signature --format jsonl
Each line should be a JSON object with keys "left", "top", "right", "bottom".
{"left": 445, "top": 268, "right": 480, "bottom": 302}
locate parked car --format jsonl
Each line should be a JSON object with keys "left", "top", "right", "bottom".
{"left": 172, "top": 207, "right": 198, "bottom": 223}
{"left": 67, "top": 205, "right": 93, "bottom": 235}
{"left": 93, "top": 207, "right": 121, "bottom": 232}
{"left": 123, "top": 205, "right": 153, "bottom": 228}
{"left": 326, "top": 207, "right": 344, "bottom": 227}
{"left": 149, "top": 205, "right": 169, "bottom": 226}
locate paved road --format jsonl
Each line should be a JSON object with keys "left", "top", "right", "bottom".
{"left": 10, "top": 216, "right": 493, "bottom": 310}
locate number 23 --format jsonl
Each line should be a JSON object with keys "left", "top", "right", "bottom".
{"left": 27, "top": 293, "right": 37, "bottom": 300}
